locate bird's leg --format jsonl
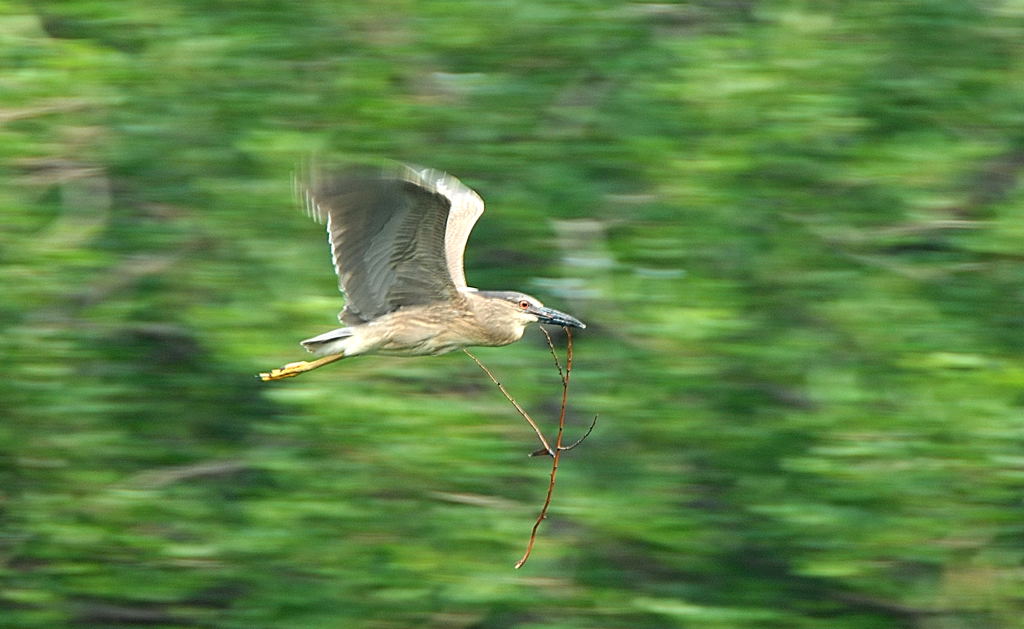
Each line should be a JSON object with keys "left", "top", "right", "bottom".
{"left": 258, "top": 353, "right": 344, "bottom": 381}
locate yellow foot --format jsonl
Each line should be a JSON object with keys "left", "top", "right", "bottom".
{"left": 258, "top": 353, "right": 344, "bottom": 382}
{"left": 259, "top": 361, "right": 310, "bottom": 381}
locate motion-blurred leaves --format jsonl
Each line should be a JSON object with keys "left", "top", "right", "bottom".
{"left": 3, "top": 1, "right": 1024, "bottom": 628}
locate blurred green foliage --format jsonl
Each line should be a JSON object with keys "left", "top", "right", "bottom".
{"left": 4, "top": 1, "right": 1024, "bottom": 627}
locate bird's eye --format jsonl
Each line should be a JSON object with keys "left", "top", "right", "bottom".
{"left": 518, "top": 300, "right": 530, "bottom": 310}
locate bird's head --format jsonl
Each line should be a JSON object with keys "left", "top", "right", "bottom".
{"left": 476, "top": 290, "right": 586, "bottom": 331}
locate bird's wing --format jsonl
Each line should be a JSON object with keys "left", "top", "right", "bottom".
{"left": 405, "top": 168, "right": 485, "bottom": 290}
{"left": 301, "top": 165, "right": 461, "bottom": 324}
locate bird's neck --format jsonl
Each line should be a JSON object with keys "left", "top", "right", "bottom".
{"left": 464, "top": 291, "right": 531, "bottom": 347}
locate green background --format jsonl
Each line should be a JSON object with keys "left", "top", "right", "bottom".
{"left": 3, "top": 1, "right": 1024, "bottom": 627}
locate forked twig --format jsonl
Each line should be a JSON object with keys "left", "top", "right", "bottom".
{"left": 537, "top": 327, "right": 596, "bottom": 453}
{"left": 464, "top": 327, "right": 597, "bottom": 568}
{"left": 514, "top": 327, "right": 574, "bottom": 568}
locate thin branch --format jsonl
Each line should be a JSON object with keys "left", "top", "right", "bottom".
{"left": 515, "top": 327, "right": 574, "bottom": 569}
{"left": 0, "top": 98, "right": 89, "bottom": 124}
{"left": 463, "top": 349, "right": 554, "bottom": 456}
{"left": 560, "top": 414, "right": 598, "bottom": 452}
{"left": 465, "top": 328, "right": 594, "bottom": 568}
{"left": 539, "top": 326, "right": 565, "bottom": 382}
{"left": 121, "top": 459, "right": 248, "bottom": 489}
{"left": 539, "top": 327, "right": 597, "bottom": 453}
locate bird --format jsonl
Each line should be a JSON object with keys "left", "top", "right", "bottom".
{"left": 258, "top": 164, "right": 585, "bottom": 381}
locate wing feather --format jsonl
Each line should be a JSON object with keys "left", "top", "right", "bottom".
{"left": 407, "top": 168, "right": 485, "bottom": 289}
{"left": 301, "top": 165, "right": 463, "bottom": 324}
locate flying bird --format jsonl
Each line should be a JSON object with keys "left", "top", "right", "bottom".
{"left": 259, "top": 165, "right": 585, "bottom": 381}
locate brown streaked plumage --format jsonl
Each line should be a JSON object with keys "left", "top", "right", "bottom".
{"left": 259, "top": 164, "right": 584, "bottom": 381}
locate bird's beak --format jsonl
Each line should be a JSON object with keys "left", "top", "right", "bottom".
{"left": 532, "top": 305, "right": 586, "bottom": 329}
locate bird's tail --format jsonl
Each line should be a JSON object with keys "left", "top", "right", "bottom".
{"left": 300, "top": 327, "right": 354, "bottom": 355}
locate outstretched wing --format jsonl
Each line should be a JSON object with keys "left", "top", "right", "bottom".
{"left": 414, "top": 168, "right": 485, "bottom": 290}
{"left": 300, "top": 164, "right": 468, "bottom": 325}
